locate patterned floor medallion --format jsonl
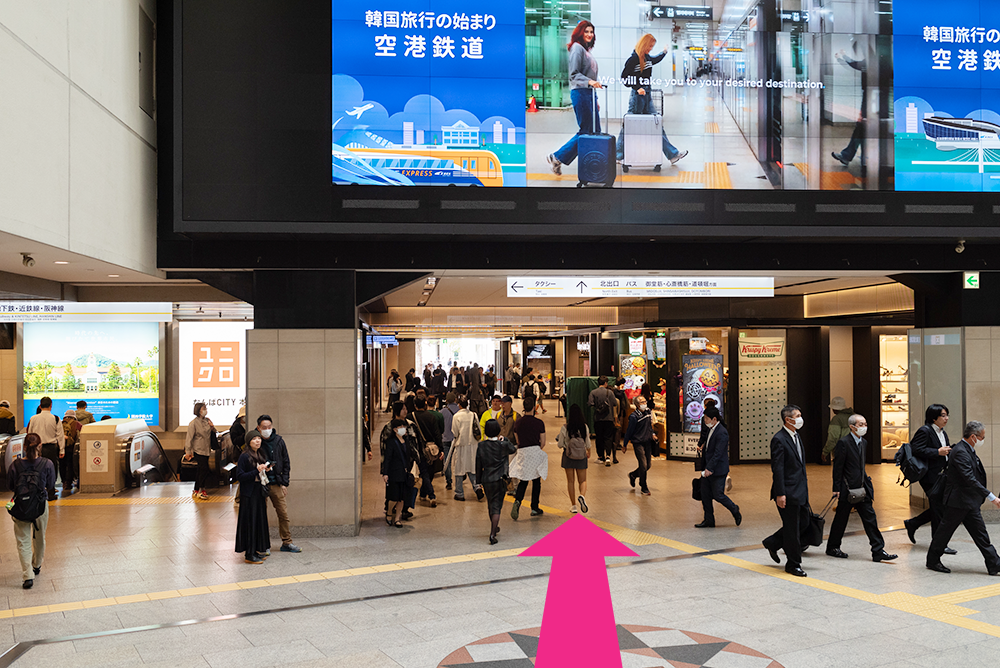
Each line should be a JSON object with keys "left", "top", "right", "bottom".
{"left": 437, "top": 625, "right": 785, "bottom": 668}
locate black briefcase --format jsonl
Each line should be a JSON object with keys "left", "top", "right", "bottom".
{"left": 803, "top": 498, "right": 836, "bottom": 547}
{"left": 691, "top": 477, "right": 702, "bottom": 501}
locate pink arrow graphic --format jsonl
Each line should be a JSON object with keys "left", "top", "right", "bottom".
{"left": 520, "top": 514, "right": 639, "bottom": 667}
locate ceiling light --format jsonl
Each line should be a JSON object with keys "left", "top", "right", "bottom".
{"left": 108, "top": 274, "right": 120, "bottom": 278}
{"left": 54, "top": 261, "right": 69, "bottom": 265}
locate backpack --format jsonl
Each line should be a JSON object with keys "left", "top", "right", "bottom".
{"left": 566, "top": 429, "right": 588, "bottom": 460}
{"left": 894, "top": 442, "right": 927, "bottom": 487}
{"left": 8, "top": 459, "right": 47, "bottom": 525}
{"left": 536, "top": 379, "right": 547, "bottom": 394}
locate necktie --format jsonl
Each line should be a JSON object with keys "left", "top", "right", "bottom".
{"left": 794, "top": 434, "right": 803, "bottom": 463}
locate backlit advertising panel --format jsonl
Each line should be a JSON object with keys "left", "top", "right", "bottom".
{"left": 22, "top": 322, "right": 160, "bottom": 426}
{"left": 177, "top": 322, "right": 252, "bottom": 427}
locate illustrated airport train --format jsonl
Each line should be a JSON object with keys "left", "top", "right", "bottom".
{"left": 332, "top": 140, "right": 504, "bottom": 187}
{"left": 922, "top": 116, "right": 1000, "bottom": 150}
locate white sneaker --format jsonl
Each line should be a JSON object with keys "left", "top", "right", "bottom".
{"left": 578, "top": 495, "right": 588, "bottom": 514}
{"left": 570, "top": 505, "right": 579, "bottom": 514}
{"left": 546, "top": 153, "right": 562, "bottom": 175}
{"left": 669, "top": 149, "right": 689, "bottom": 165}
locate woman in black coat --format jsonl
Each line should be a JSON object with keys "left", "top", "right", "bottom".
{"left": 235, "top": 434, "right": 271, "bottom": 563}
{"left": 382, "top": 418, "right": 415, "bottom": 527}
{"left": 476, "top": 419, "right": 518, "bottom": 545}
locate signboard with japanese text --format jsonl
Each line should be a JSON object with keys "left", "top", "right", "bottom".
{"left": 23, "top": 322, "right": 161, "bottom": 427}
{"left": 178, "top": 322, "right": 252, "bottom": 426}
{"left": 894, "top": 1, "right": 1000, "bottom": 190}
{"left": 0, "top": 302, "right": 171, "bottom": 323}
{"left": 507, "top": 276, "right": 774, "bottom": 298}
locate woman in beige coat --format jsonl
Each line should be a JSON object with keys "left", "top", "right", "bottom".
{"left": 184, "top": 402, "right": 216, "bottom": 500}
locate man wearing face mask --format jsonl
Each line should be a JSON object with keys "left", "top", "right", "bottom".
{"left": 245, "top": 415, "right": 301, "bottom": 553}
{"left": 825, "top": 414, "right": 897, "bottom": 562}
{"left": 762, "top": 405, "right": 810, "bottom": 577}
{"left": 926, "top": 421, "right": 1000, "bottom": 575}
{"left": 695, "top": 407, "right": 740, "bottom": 528}
{"left": 623, "top": 396, "right": 655, "bottom": 496}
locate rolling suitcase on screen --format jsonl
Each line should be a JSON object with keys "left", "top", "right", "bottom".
{"left": 577, "top": 88, "right": 616, "bottom": 188}
{"left": 622, "top": 113, "right": 662, "bottom": 173}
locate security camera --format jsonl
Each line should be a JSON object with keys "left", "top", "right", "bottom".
{"left": 956, "top": 240, "right": 966, "bottom": 254}
{"left": 21, "top": 253, "right": 35, "bottom": 268}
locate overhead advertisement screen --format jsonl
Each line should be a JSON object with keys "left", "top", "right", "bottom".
{"left": 894, "top": 1, "right": 1000, "bottom": 191}
{"left": 330, "top": 1, "right": 1000, "bottom": 192}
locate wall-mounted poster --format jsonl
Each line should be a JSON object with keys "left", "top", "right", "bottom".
{"left": 682, "top": 354, "right": 723, "bottom": 433}
{"left": 618, "top": 354, "right": 647, "bottom": 402}
{"left": 23, "top": 322, "right": 160, "bottom": 426}
{"left": 178, "top": 322, "right": 253, "bottom": 426}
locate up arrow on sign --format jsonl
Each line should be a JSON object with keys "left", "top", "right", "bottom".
{"left": 965, "top": 271, "right": 980, "bottom": 289}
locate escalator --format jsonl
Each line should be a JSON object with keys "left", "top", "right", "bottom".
{"left": 120, "top": 431, "right": 176, "bottom": 488}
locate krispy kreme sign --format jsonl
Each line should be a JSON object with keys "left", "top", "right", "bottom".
{"left": 738, "top": 339, "right": 785, "bottom": 361}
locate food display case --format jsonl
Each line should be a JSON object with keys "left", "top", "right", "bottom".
{"left": 879, "top": 335, "right": 910, "bottom": 460}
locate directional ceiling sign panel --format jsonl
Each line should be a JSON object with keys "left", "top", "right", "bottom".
{"left": 507, "top": 277, "right": 773, "bottom": 298}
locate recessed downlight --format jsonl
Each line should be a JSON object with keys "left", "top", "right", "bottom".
{"left": 108, "top": 274, "right": 120, "bottom": 278}
{"left": 54, "top": 261, "right": 69, "bottom": 265}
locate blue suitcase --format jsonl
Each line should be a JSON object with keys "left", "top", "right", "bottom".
{"left": 577, "top": 88, "right": 616, "bottom": 188}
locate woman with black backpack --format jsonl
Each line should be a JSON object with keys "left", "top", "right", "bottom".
{"left": 7, "top": 433, "right": 56, "bottom": 589}
{"left": 556, "top": 403, "right": 590, "bottom": 514}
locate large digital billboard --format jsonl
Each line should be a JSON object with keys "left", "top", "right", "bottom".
{"left": 22, "top": 322, "right": 161, "bottom": 426}
{"left": 894, "top": 0, "right": 1000, "bottom": 191}
{"left": 328, "top": 1, "right": 1000, "bottom": 193}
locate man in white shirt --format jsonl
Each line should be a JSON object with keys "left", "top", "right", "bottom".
{"left": 26, "top": 396, "right": 64, "bottom": 500}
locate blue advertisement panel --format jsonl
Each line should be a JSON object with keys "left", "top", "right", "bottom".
{"left": 22, "top": 322, "right": 161, "bottom": 427}
{"left": 332, "top": 1, "right": 526, "bottom": 187}
{"left": 894, "top": 0, "right": 1000, "bottom": 191}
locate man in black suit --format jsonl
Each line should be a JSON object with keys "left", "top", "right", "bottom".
{"left": 927, "top": 421, "right": 1000, "bottom": 574}
{"left": 825, "top": 414, "right": 897, "bottom": 562}
{"left": 695, "top": 407, "right": 740, "bottom": 528}
{"left": 904, "top": 404, "right": 957, "bottom": 555}
{"left": 762, "top": 405, "right": 810, "bottom": 577}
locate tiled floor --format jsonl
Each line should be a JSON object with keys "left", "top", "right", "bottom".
{"left": 3, "top": 410, "right": 1000, "bottom": 666}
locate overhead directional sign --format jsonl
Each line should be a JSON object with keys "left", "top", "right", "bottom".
{"left": 964, "top": 271, "right": 980, "bottom": 290}
{"left": 650, "top": 5, "right": 714, "bottom": 20}
{"left": 507, "top": 277, "right": 773, "bottom": 298}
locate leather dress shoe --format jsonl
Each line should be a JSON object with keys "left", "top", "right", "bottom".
{"left": 733, "top": 506, "right": 742, "bottom": 527}
{"left": 873, "top": 550, "right": 898, "bottom": 562}
{"left": 826, "top": 548, "right": 849, "bottom": 559}
{"left": 927, "top": 562, "right": 951, "bottom": 573}
{"left": 695, "top": 521, "right": 715, "bottom": 528}
{"left": 904, "top": 519, "right": 917, "bottom": 544}
{"left": 763, "top": 542, "right": 780, "bottom": 564}
{"left": 989, "top": 570, "right": 1000, "bottom": 576}
{"left": 944, "top": 547, "right": 958, "bottom": 555}
{"left": 785, "top": 566, "right": 807, "bottom": 577}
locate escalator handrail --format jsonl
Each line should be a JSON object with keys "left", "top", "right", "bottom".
{"left": 131, "top": 430, "right": 176, "bottom": 480}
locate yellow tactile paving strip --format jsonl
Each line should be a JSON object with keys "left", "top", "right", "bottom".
{"left": 50, "top": 495, "right": 235, "bottom": 506}
{"left": 705, "top": 122, "right": 720, "bottom": 134}
{"left": 525, "top": 163, "right": 735, "bottom": 188}
{"left": 16, "top": 493, "right": 1000, "bottom": 641}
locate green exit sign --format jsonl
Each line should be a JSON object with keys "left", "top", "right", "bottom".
{"left": 964, "top": 272, "right": 980, "bottom": 290}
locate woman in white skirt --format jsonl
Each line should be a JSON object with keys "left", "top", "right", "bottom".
{"left": 510, "top": 394, "right": 548, "bottom": 519}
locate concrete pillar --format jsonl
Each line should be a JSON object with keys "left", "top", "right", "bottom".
{"left": 829, "top": 326, "right": 854, "bottom": 409}
{"left": 246, "top": 328, "right": 361, "bottom": 536}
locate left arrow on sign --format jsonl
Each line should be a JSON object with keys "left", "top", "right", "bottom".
{"left": 510, "top": 282, "right": 523, "bottom": 293}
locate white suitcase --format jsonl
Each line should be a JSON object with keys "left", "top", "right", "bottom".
{"left": 622, "top": 113, "right": 662, "bottom": 172}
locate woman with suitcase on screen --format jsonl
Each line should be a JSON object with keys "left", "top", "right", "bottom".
{"left": 546, "top": 21, "right": 603, "bottom": 176}
{"left": 616, "top": 34, "right": 687, "bottom": 168}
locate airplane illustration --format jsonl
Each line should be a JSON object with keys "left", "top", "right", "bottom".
{"left": 346, "top": 103, "right": 375, "bottom": 118}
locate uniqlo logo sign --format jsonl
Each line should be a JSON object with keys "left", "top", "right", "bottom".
{"left": 193, "top": 342, "right": 240, "bottom": 387}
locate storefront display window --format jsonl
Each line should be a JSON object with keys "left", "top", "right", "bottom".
{"left": 879, "top": 334, "right": 909, "bottom": 460}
